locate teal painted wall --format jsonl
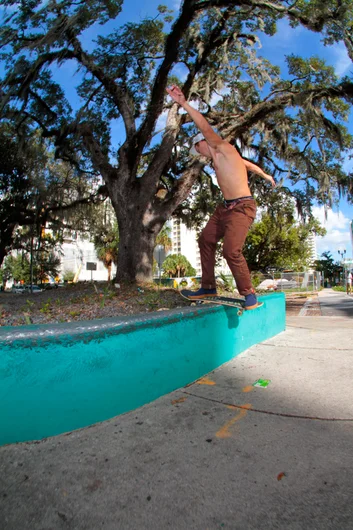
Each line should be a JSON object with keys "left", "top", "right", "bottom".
{"left": 0, "top": 293, "right": 285, "bottom": 445}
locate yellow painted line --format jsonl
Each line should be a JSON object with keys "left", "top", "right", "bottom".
{"left": 216, "top": 403, "right": 252, "bottom": 439}
{"left": 195, "top": 376, "right": 216, "bottom": 386}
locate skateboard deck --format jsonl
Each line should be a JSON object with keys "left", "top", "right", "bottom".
{"left": 180, "top": 291, "right": 263, "bottom": 316}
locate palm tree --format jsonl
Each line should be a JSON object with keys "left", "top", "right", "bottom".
{"left": 94, "top": 223, "right": 119, "bottom": 281}
{"left": 162, "top": 254, "right": 196, "bottom": 278}
{"left": 155, "top": 224, "right": 172, "bottom": 253}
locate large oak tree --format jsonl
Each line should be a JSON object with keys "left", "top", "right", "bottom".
{"left": 1, "top": 0, "right": 353, "bottom": 281}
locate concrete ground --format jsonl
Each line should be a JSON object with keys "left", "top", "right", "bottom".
{"left": 1, "top": 289, "right": 353, "bottom": 529}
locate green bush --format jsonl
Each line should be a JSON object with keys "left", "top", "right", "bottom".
{"left": 250, "top": 272, "right": 263, "bottom": 289}
{"left": 217, "top": 273, "right": 235, "bottom": 292}
{"left": 63, "top": 270, "right": 75, "bottom": 282}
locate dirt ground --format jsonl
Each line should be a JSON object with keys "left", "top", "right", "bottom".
{"left": 285, "top": 293, "right": 321, "bottom": 316}
{"left": 285, "top": 294, "right": 309, "bottom": 316}
{"left": 0, "top": 283, "right": 311, "bottom": 327}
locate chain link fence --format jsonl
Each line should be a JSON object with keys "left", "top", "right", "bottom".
{"left": 155, "top": 271, "right": 322, "bottom": 294}
{"left": 253, "top": 271, "right": 322, "bottom": 294}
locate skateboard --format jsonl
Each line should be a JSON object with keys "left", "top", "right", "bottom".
{"left": 180, "top": 290, "right": 263, "bottom": 316}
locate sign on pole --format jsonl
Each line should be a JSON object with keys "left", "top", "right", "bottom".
{"left": 86, "top": 262, "right": 97, "bottom": 281}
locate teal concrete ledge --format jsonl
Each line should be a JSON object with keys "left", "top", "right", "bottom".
{"left": 0, "top": 293, "right": 285, "bottom": 445}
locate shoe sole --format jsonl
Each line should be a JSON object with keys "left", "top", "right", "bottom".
{"left": 245, "top": 302, "right": 263, "bottom": 311}
{"left": 186, "top": 294, "right": 217, "bottom": 300}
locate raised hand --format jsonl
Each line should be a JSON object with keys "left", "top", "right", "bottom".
{"left": 166, "top": 85, "right": 186, "bottom": 105}
{"left": 265, "top": 174, "right": 276, "bottom": 187}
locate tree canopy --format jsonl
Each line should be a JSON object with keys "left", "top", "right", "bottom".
{"left": 244, "top": 193, "right": 326, "bottom": 270}
{"left": 162, "top": 253, "right": 196, "bottom": 278}
{"left": 0, "top": 123, "right": 107, "bottom": 266}
{"left": 1, "top": 0, "right": 353, "bottom": 281}
{"left": 314, "top": 250, "right": 343, "bottom": 281}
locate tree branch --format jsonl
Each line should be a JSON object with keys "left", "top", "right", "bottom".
{"left": 136, "top": 0, "right": 196, "bottom": 152}
{"left": 156, "top": 159, "right": 205, "bottom": 218}
{"left": 220, "top": 82, "right": 353, "bottom": 139}
{"left": 194, "top": 0, "right": 344, "bottom": 33}
{"left": 58, "top": 22, "right": 136, "bottom": 140}
{"left": 79, "top": 123, "right": 117, "bottom": 183}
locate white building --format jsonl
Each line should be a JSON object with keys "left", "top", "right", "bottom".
{"left": 169, "top": 217, "right": 231, "bottom": 277}
{"left": 170, "top": 218, "right": 201, "bottom": 275}
{"left": 307, "top": 231, "right": 318, "bottom": 266}
{"left": 58, "top": 197, "right": 117, "bottom": 282}
{"left": 60, "top": 231, "right": 115, "bottom": 282}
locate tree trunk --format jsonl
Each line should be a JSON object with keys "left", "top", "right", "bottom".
{"left": 114, "top": 204, "right": 165, "bottom": 283}
{"left": 0, "top": 245, "right": 7, "bottom": 268}
{"left": 83, "top": 121, "right": 204, "bottom": 284}
{"left": 0, "top": 223, "right": 16, "bottom": 267}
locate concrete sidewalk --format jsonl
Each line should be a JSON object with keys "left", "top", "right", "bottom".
{"left": 1, "top": 301, "right": 353, "bottom": 529}
{"left": 318, "top": 287, "right": 353, "bottom": 318}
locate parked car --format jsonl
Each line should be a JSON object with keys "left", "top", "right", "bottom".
{"left": 44, "top": 283, "right": 58, "bottom": 290}
{"left": 24, "top": 285, "right": 43, "bottom": 293}
{"left": 12, "top": 285, "right": 26, "bottom": 294}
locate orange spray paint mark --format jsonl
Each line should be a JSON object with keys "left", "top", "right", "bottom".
{"left": 171, "top": 397, "right": 187, "bottom": 405}
{"left": 216, "top": 404, "right": 252, "bottom": 439}
{"left": 195, "top": 376, "right": 216, "bottom": 386}
{"left": 242, "top": 385, "right": 254, "bottom": 393}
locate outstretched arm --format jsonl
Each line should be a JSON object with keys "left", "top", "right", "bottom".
{"left": 166, "top": 85, "right": 223, "bottom": 149}
{"left": 243, "top": 159, "right": 276, "bottom": 187}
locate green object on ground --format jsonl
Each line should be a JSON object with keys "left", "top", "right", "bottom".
{"left": 253, "top": 378, "right": 271, "bottom": 388}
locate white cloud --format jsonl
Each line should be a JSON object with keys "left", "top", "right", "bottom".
{"left": 275, "top": 19, "right": 304, "bottom": 45}
{"left": 261, "top": 19, "right": 304, "bottom": 52}
{"left": 172, "top": 0, "right": 182, "bottom": 10}
{"left": 312, "top": 206, "right": 350, "bottom": 231}
{"left": 342, "top": 154, "right": 352, "bottom": 174}
{"left": 312, "top": 206, "right": 352, "bottom": 258}
{"left": 209, "top": 87, "right": 230, "bottom": 107}
{"left": 330, "top": 43, "right": 352, "bottom": 78}
{"left": 171, "top": 63, "right": 188, "bottom": 83}
{"left": 155, "top": 109, "right": 168, "bottom": 132}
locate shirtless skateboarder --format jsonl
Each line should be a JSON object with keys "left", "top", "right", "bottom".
{"left": 166, "top": 85, "right": 275, "bottom": 310}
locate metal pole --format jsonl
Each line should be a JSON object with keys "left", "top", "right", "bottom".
{"left": 158, "top": 247, "right": 161, "bottom": 289}
{"left": 29, "top": 225, "right": 34, "bottom": 294}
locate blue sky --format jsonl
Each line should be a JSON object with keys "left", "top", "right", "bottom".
{"left": 1, "top": 0, "right": 353, "bottom": 260}
{"left": 258, "top": 19, "right": 353, "bottom": 260}
{"left": 253, "top": 18, "right": 353, "bottom": 260}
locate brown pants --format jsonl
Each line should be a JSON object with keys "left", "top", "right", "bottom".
{"left": 198, "top": 199, "right": 256, "bottom": 296}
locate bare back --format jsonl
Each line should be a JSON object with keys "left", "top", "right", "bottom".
{"left": 208, "top": 142, "right": 251, "bottom": 200}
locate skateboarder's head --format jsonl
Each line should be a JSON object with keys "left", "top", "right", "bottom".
{"left": 190, "top": 133, "right": 210, "bottom": 158}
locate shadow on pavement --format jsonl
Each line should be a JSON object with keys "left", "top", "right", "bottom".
{"left": 0, "top": 313, "right": 352, "bottom": 529}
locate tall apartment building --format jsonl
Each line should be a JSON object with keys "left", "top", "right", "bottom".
{"left": 307, "top": 231, "right": 318, "bottom": 266}
{"left": 169, "top": 217, "right": 231, "bottom": 277}
{"left": 170, "top": 218, "right": 201, "bottom": 275}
